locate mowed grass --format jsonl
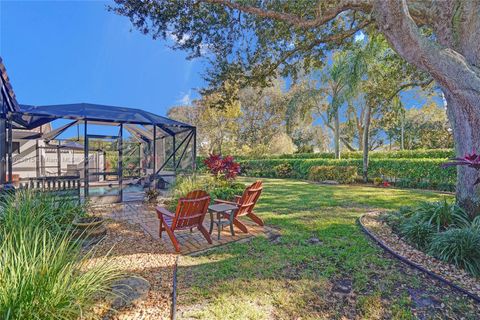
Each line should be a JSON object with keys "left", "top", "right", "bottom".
{"left": 177, "top": 178, "right": 479, "bottom": 319}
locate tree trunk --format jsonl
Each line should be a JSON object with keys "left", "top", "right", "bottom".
{"left": 444, "top": 89, "right": 480, "bottom": 218}
{"left": 373, "top": 0, "right": 480, "bottom": 216}
{"left": 321, "top": 114, "right": 356, "bottom": 152}
{"left": 362, "top": 104, "right": 371, "bottom": 182}
{"left": 400, "top": 116, "right": 405, "bottom": 150}
{"left": 334, "top": 108, "right": 340, "bottom": 159}
{"left": 356, "top": 106, "right": 364, "bottom": 152}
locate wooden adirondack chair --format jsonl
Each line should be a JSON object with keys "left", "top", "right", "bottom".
{"left": 215, "top": 181, "right": 264, "bottom": 234}
{"left": 156, "top": 190, "right": 212, "bottom": 252}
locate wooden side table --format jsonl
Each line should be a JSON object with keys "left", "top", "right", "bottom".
{"left": 208, "top": 203, "right": 238, "bottom": 240}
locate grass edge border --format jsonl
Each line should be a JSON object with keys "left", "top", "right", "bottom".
{"left": 358, "top": 212, "right": 480, "bottom": 304}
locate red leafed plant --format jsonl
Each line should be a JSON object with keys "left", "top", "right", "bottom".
{"left": 443, "top": 150, "right": 480, "bottom": 185}
{"left": 204, "top": 154, "right": 241, "bottom": 180}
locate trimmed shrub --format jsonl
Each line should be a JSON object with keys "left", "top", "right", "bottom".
{"left": 428, "top": 228, "right": 480, "bottom": 276}
{"left": 196, "top": 149, "right": 454, "bottom": 166}
{"left": 308, "top": 165, "right": 357, "bottom": 184}
{"left": 274, "top": 163, "right": 293, "bottom": 178}
{"left": 277, "top": 149, "right": 454, "bottom": 160}
{"left": 237, "top": 158, "right": 455, "bottom": 191}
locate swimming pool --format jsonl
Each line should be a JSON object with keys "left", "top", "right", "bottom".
{"left": 80, "top": 184, "right": 144, "bottom": 198}
{"left": 87, "top": 184, "right": 144, "bottom": 196}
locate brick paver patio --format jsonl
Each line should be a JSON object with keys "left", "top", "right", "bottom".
{"left": 90, "top": 201, "right": 276, "bottom": 255}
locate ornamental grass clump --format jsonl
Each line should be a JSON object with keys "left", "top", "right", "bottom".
{"left": 0, "top": 190, "right": 122, "bottom": 319}
{"left": 399, "top": 221, "right": 436, "bottom": 250}
{"left": 392, "top": 197, "right": 480, "bottom": 277}
{"left": 428, "top": 228, "right": 480, "bottom": 277}
{"left": 414, "top": 200, "right": 470, "bottom": 231}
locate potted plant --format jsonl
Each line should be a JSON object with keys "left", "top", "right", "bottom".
{"left": 72, "top": 216, "right": 106, "bottom": 239}
{"left": 145, "top": 188, "right": 159, "bottom": 204}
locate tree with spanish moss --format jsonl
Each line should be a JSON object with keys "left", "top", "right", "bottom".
{"left": 112, "top": 0, "right": 480, "bottom": 216}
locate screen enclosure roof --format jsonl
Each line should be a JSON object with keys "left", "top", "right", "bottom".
{"left": 14, "top": 103, "right": 194, "bottom": 136}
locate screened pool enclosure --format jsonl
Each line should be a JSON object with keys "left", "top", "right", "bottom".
{"left": 0, "top": 59, "right": 196, "bottom": 203}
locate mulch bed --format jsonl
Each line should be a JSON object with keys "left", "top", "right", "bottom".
{"left": 87, "top": 220, "right": 176, "bottom": 319}
{"left": 360, "top": 212, "right": 480, "bottom": 300}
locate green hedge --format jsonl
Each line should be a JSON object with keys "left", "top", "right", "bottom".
{"left": 239, "top": 158, "right": 456, "bottom": 191}
{"left": 308, "top": 165, "right": 357, "bottom": 184}
{"left": 197, "top": 149, "right": 454, "bottom": 166}
{"left": 275, "top": 149, "right": 454, "bottom": 160}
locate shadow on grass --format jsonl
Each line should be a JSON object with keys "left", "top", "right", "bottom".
{"left": 171, "top": 178, "right": 467, "bottom": 319}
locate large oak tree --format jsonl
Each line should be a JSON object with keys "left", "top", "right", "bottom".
{"left": 112, "top": 0, "right": 480, "bottom": 215}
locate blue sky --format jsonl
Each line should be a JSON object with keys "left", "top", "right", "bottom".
{"left": 0, "top": 0, "right": 205, "bottom": 117}
{"left": 1, "top": 0, "right": 440, "bottom": 124}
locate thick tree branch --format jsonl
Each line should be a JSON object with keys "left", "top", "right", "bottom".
{"left": 373, "top": 0, "right": 480, "bottom": 118}
{"left": 261, "top": 20, "right": 371, "bottom": 78}
{"left": 385, "top": 79, "right": 434, "bottom": 103}
{"left": 201, "top": 0, "right": 371, "bottom": 28}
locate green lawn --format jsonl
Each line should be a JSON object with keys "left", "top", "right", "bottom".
{"left": 178, "top": 178, "right": 479, "bottom": 319}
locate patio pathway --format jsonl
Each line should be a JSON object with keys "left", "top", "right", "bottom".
{"left": 90, "top": 201, "right": 276, "bottom": 255}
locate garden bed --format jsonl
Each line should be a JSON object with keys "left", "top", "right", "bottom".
{"left": 360, "top": 212, "right": 480, "bottom": 301}
{"left": 89, "top": 220, "right": 176, "bottom": 319}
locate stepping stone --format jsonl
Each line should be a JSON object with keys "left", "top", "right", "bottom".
{"left": 109, "top": 276, "right": 150, "bottom": 310}
{"left": 269, "top": 234, "right": 282, "bottom": 244}
{"left": 332, "top": 279, "right": 352, "bottom": 295}
{"left": 307, "top": 237, "right": 322, "bottom": 245}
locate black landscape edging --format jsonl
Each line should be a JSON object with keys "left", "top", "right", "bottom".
{"left": 358, "top": 213, "right": 480, "bottom": 304}
{"left": 171, "top": 256, "right": 179, "bottom": 320}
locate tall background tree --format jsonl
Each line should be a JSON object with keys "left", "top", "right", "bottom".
{"left": 113, "top": 0, "right": 480, "bottom": 215}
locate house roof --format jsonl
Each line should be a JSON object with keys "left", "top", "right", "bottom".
{"left": 0, "top": 57, "right": 20, "bottom": 113}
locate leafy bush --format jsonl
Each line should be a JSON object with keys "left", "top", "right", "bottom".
{"left": 428, "top": 228, "right": 480, "bottom": 276}
{"left": 204, "top": 154, "right": 241, "bottom": 180}
{"left": 414, "top": 200, "right": 471, "bottom": 231}
{"left": 274, "top": 163, "right": 293, "bottom": 178}
{"left": 169, "top": 175, "right": 245, "bottom": 211}
{"left": 308, "top": 165, "right": 357, "bottom": 184}
{"left": 209, "top": 183, "right": 246, "bottom": 201}
{"left": 280, "top": 149, "right": 453, "bottom": 160}
{"left": 389, "top": 200, "right": 480, "bottom": 276}
{"left": 198, "top": 149, "right": 453, "bottom": 162}
{"left": 0, "top": 190, "right": 122, "bottom": 319}
{"left": 393, "top": 199, "right": 471, "bottom": 244}
{"left": 237, "top": 158, "right": 455, "bottom": 191}
{"left": 399, "top": 220, "right": 436, "bottom": 250}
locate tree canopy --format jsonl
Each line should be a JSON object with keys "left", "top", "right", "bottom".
{"left": 112, "top": 0, "right": 480, "bottom": 214}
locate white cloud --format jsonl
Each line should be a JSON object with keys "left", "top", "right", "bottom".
{"left": 178, "top": 90, "right": 192, "bottom": 105}
{"left": 166, "top": 31, "right": 210, "bottom": 55}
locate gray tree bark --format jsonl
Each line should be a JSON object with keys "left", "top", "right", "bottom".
{"left": 372, "top": 0, "right": 480, "bottom": 216}
{"left": 362, "top": 104, "right": 371, "bottom": 182}
{"left": 400, "top": 114, "right": 405, "bottom": 151}
{"left": 334, "top": 108, "right": 341, "bottom": 159}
